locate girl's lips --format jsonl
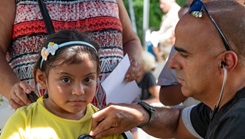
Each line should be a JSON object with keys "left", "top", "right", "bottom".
{"left": 69, "top": 100, "right": 86, "bottom": 105}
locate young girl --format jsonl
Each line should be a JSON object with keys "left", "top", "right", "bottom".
{"left": 0, "top": 30, "right": 124, "bottom": 139}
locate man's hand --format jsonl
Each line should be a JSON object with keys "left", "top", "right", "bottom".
{"left": 90, "top": 103, "right": 148, "bottom": 138}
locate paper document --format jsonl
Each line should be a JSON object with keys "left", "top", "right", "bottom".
{"left": 101, "top": 54, "right": 141, "bottom": 104}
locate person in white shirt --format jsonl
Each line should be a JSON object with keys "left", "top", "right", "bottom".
{"left": 150, "top": 0, "right": 180, "bottom": 60}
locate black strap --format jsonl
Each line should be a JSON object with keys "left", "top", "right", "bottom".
{"left": 37, "top": 0, "right": 55, "bottom": 34}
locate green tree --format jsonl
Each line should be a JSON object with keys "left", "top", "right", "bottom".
{"left": 123, "top": 0, "right": 187, "bottom": 45}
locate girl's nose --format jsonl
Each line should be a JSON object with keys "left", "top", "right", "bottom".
{"left": 72, "top": 83, "right": 85, "bottom": 95}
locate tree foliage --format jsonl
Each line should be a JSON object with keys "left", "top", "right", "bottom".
{"left": 123, "top": 0, "right": 187, "bottom": 45}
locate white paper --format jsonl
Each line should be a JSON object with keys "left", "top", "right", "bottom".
{"left": 101, "top": 54, "right": 141, "bottom": 104}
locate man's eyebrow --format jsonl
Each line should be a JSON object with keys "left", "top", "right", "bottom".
{"left": 174, "top": 46, "right": 189, "bottom": 53}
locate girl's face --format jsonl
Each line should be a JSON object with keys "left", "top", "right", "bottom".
{"left": 40, "top": 53, "right": 98, "bottom": 120}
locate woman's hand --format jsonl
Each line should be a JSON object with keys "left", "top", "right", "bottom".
{"left": 116, "top": 0, "right": 143, "bottom": 82}
{"left": 124, "top": 58, "right": 142, "bottom": 82}
{"left": 9, "top": 81, "right": 32, "bottom": 109}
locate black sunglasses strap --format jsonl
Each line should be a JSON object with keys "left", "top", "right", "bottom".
{"left": 37, "top": 0, "right": 55, "bottom": 34}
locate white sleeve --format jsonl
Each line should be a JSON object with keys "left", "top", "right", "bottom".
{"left": 157, "top": 47, "right": 178, "bottom": 86}
{"left": 181, "top": 105, "right": 204, "bottom": 139}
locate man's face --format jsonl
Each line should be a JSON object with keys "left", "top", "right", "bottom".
{"left": 168, "top": 14, "right": 223, "bottom": 101}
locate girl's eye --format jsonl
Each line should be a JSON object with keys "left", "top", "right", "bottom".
{"left": 84, "top": 77, "right": 93, "bottom": 83}
{"left": 61, "top": 77, "right": 71, "bottom": 83}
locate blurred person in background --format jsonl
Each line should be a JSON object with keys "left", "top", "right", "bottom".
{"left": 145, "top": 29, "right": 164, "bottom": 62}
{"left": 149, "top": 0, "right": 180, "bottom": 60}
{"left": 137, "top": 51, "right": 161, "bottom": 105}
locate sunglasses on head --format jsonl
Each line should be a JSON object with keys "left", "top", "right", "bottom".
{"left": 188, "top": 0, "right": 231, "bottom": 51}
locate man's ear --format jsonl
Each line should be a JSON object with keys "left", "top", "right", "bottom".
{"left": 35, "top": 69, "right": 47, "bottom": 88}
{"left": 219, "top": 51, "right": 238, "bottom": 72}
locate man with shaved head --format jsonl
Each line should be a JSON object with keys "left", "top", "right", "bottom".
{"left": 159, "top": 0, "right": 244, "bottom": 107}
{"left": 90, "top": 1, "right": 245, "bottom": 139}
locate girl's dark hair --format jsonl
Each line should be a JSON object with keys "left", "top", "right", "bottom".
{"left": 33, "top": 29, "right": 100, "bottom": 82}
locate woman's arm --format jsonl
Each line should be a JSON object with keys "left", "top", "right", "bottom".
{"left": 0, "top": 0, "right": 32, "bottom": 109}
{"left": 117, "top": 0, "right": 143, "bottom": 82}
{"left": 0, "top": 0, "right": 17, "bottom": 99}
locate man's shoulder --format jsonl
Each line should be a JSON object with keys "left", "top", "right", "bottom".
{"left": 206, "top": 98, "right": 245, "bottom": 138}
{"left": 224, "top": 88, "right": 245, "bottom": 117}
{"left": 224, "top": 97, "right": 245, "bottom": 117}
